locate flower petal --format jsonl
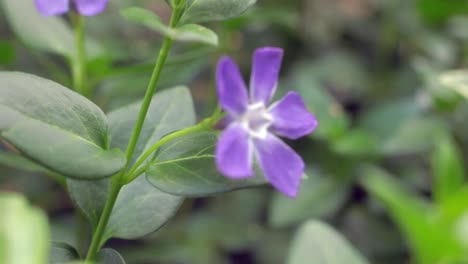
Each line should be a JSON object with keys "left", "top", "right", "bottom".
{"left": 269, "top": 91, "right": 318, "bottom": 139}
{"left": 250, "top": 47, "right": 284, "bottom": 105}
{"left": 216, "top": 124, "right": 254, "bottom": 178}
{"left": 254, "top": 134, "right": 304, "bottom": 198}
{"left": 34, "top": 0, "right": 69, "bottom": 16}
{"left": 75, "top": 0, "right": 108, "bottom": 16}
{"left": 216, "top": 56, "right": 249, "bottom": 116}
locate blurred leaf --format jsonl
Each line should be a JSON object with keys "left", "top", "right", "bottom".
{"left": 147, "top": 132, "right": 266, "bottom": 197}
{"left": 269, "top": 173, "right": 350, "bottom": 228}
{"left": 1, "top": 0, "right": 102, "bottom": 59}
{"left": 98, "top": 53, "right": 208, "bottom": 109}
{"left": 287, "top": 221, "right": 369, "bottom": 264}
{"left": 439, "top": 69, "right": 468, "bottom": 99}
{"left": 181, "top": 0, "right": 257, "bottom": 24}
{"left": 0, "top": 41, "right": 15, "bottom": 66}
{"left": 288, "top": 61, "right": 350, "bottom": 141}
{"left": 50, "top": 242, "right": 80, "bottom": 263}
{"left": 418, "top": 0, "right": 468, "bottom": 24}
{"left": 122, "top": 8, "right": 218, "bottom": 46}
{"left": 0, "top": 72, "right": 125, "bottom": 179}
{"left": 360, "top": 165, "right": 465, "bottom": 264}
{"left": 359, "top": 99, "right": 419, "bottom": 141}
{"left": 382, "top": 117, "right": 446, "bottom": 155}
{"left": 331, "top": 129, "right": 379, "bottom": 157}
{"left": 0, "top": 192, "right": 49, "bottom": 264}
{"left": 98, "top": 248, "right": 126, "bottom": 264}
{"left": 432, "top": 136, "right": 465, "bottom": 205}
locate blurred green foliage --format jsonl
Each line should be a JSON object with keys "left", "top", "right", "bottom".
{"left": 2, "top": 0, "right": 468, "bottom": 263}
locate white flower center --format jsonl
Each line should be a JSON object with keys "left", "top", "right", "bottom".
{"left": 239, "top": 102, "right": 273, "bottom": 139}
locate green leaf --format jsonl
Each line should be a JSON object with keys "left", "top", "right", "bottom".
{"left": 107, "top": 86, "right": 196, "bottom": 166}
{"left": 331, "top": 129, "right": 379, "bottom": 157}
{"left": 181, "top": 0, "right": 257, "bottom": 23}
{"left": 0, "top": 72, "right": 126, "bottom": 179}
{"left": 69, "top": 87, "right": 193, "bottom": 240}
{"left": 68, "top": 177, "right": 183, "bottom": 242}
{"left": 439, "top": 69, "right": 468, "bottom": 99}
{"left": 104, "top": 176, "right": 183, "bottom": 240}
{"left": 287, "top": 221, "right": 369, "bottom": 264}
{"left": 0, "top": 41, "right": 15, "bottom": 66}
{"left": 0, "top": 151, "right": 50, "bottom": 174}
{"left": 360, "top": 165, "right": 465, "bottom": 264}
{"left": 381, "top": 117, "right": 446, "bottom": 155}
{"left": 287, "top": 61, "right": 350, "bottom": 141}
{"left": 147, "top": 132, "right": 266, "bottom": 197}
{"left": 269, "top": 174, "right": 350, "bottom": 228}
{"left": 121, "top": 7, "right": 218, "bottom": 46}
{"left": 98, "top": 248, "right": 126, "bottom": 264}
{"left": 50, "top": 242, "right": 80, "bottom": 264}
{"left": 0, "top": 192, "right": 50, "bottom": 264}
{"left": 432, "top": 136, "right": 465, "bottom": 205}
{"left": 1, "top": 0, "right": 102, "bottom": 59}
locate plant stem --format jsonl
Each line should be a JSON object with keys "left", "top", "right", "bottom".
{"left": 84, "top": 2, "right": 185, "bottom": 261}
{"left": 124, "top": 4, "right": 184, "bottom": 165}
{"left": 84, "top": 177, "right": 123, "bottom": 262}
{"left": 71, "top": 13, "right": 88, "bottom": 96}
{"left": 125, "top": 123, "right": 207, "bottom": 183}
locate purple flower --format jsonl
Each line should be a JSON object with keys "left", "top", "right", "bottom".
{"left": 34, "top": 0, "right": 109, "bottom": 16}
{"left": 215, "top": 47, "right": 318, "bottom": 198}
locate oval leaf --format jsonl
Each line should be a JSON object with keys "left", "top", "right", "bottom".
{"left": 439, "top": 69, "right": 468, "bottom": 99}
{"left": 147, "top": 132, "right": 266, "bottom": 197}
{"left": 269, "top": 174, "right": 350, "bottom": 228}
{"left": 69, "top": 87, "right": 194, "bottom": 240}
{"left": 122, "top": 7, "right": 218, "bottom": 46}
{"left": 287, "top": 221, "right": 369, "bottom": 264}
{"left": 98, "top": 248, "right": 126, "bottom": 264}
{"left": 50, "top": 242, "right": 80, "bottom": 264}
{"left": 181, "top": 0, "right": 257, "bottom": 23}
{"left": 0, "top": 72, "right": 125, "bottom": 179}
{"left": 0, "top": 192, "right": 50, "bottom": 264}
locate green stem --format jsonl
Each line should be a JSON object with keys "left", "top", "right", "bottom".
{"left": 125, "top": 106, "right": 222, "bottom": 183}
{"left": 125, "top": 122, "right": 209, "bottom": 183}
{"left": 123, "top": 3, "right": 183, "bottom": 165}
{"left": 84, "top": 2, "right": 185, "bottom": 261}
{"left": 71, "top": 13, "right": 89, "bottom": 96}
{"left": 84, "top": 177, "right": 123, "bottom": 262}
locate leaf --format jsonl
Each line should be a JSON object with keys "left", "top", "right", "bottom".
{"left": 381, "top": 117, "right": 446, "bottom": 155}
{"left": 181, "top": 0, "right": 257, "bottom": 24}
{"left": 0, "top": 72, "right": 125, "bottom": 179}
{"left": 98, "top": 248, "right": 126, "bottom": 264}
{"left": 50, "top": 242, "right": 80, "bottom": 264}
{"left": 0, "top": 151, "right": 50, "bottom": 174}
{"left": 106, "top": 177, "right": 183, "bottom": 240}
{"left": 331, "top": 129, "right": 379, "bottom": 157}
{"left": 69, "top": 87, "right": 193, "bottom": 240}
{"left": 0, "top": 192, "right": 50, "bottom": 264}
{"left": 107, "top": 86, "right": 196, "bottom": 166}
{"left": 439, "top": 69, "right": 468, "bottom": 99}
{"left": 0, "top": 41, "right": 15, "bottom": 66}
{"left": 147, "top": 132, "right": 266, "bottom": 197}
{"left": 269, "top": 174, "right": 350, "bottom": 228}
{"left": 121, "top": 7, "right": 218, "bottom": 46}
{"left": 1, "top": 0, "right": 102, "bottom": 59}
{"left": 287, "top": 221, "right": 369, "bottom": 264}
{"left": 432, "top": 136, "right": 465, "bottom": 205}
{"left": 287, "top": 61, "right": 350, "bottom": 141}
{"left": 360, "top": 165, "right": 465, "bottom": 264}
